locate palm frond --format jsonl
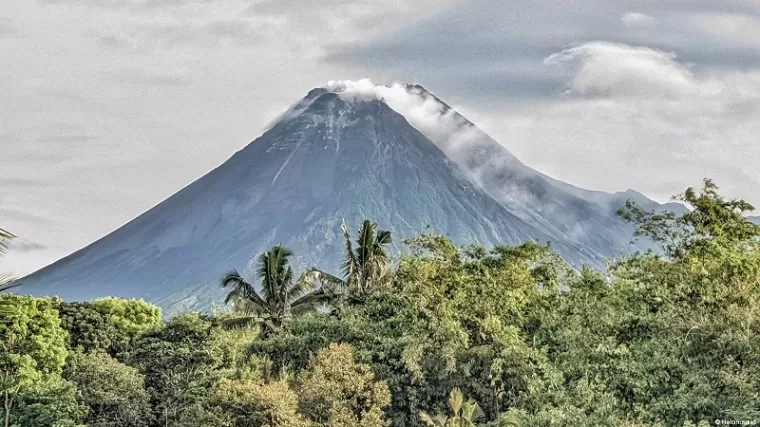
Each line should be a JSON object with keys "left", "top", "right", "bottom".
{"left": 375, "top": 229, "right": 392, "bottom": 245}
{"left": 220, "top": 315, "right": 262, "bottom": 330}
{"left": 356, "top": 219, "right": 376, "bottom": 270}
{"left": 0, "top": 274, "right": 20, "bottom": 292}
{"left": 340, "top": 219, "right": 360, "bottom": 286}
{"left": 221, "top": 269, "right": 251, "bottom": 290}
{"left": 419, "top": 411, "right": 447, "bottom": 427}
{"left": 495, "top": 410, "right": 527, "bottom": 427}
{"left": 257, "top": 245, "right": 294, "bottom": 303}
{"left": 461, "top": 401, "right": 485, "bottom": 423}
{"left": 261, "top": 318, "right": 280, "bottom": 335}
{"left": 221, "top": 269, "right": 268, "bottom": 312}
{"left": 225, "top": 290, "right": 267, "bottom": 315}
{"left": 289, "top": 289, "right": 333, "bottom": 314}
{"left": 352, "top": 220, "right": 392, "bottom": 293}
{"left": 370, "top": 229, "right": 392, "bottom": 278}
{"left": 0, "top": 228, "right": 15, "bottom": 257}
{"left": 286, "top": 275, "right": 315, "bottom": 303}
{"left": 302, "top": 268, "right": 346, "bottom": 290}
{"left": 282, "top": 264, "right": 294, "bottom": 303}
{"left": 257, "top": 251, "right": 276, "bottom": 302}
{"left": 368, "top": 251, "right": 391, "bottom": 285}
{"left": 0, "top": 229, "right": 17, "bottom": 321}
{"left": 449, "top": 387, "right": 464, "bottom": 417}
{"left": 221, "top": 270, "right": 253, "bottom": 295}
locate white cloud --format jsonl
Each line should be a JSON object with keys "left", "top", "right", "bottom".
{"left": 323, "top": 80, "right": 541, "bottom": 211}
{"left": 484, "top": 42, "right": 760, "bottom": 204}
{"left": 325, "top": 79, "right": 478, "bottom": 153}
{"left": 621, "top": 12, "right": 657, "bottom": 28}
{"left": 544, "top": 42, "right": 708, "bottom": 98}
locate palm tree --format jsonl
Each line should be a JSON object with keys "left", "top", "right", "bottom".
{"left": 420, "top": 388, "right": 485, "bottom": 427}
{"left": 220, "top": 245, "right": 331, "bottom": 334}
{"left": 0, "top": 228, "right": 16, "bottom": 292}
{"left": 305, "top": 219, "right": 392, "bottom": 298}
{"left": 0, "top": 228, "right": 17, "bottom": 322}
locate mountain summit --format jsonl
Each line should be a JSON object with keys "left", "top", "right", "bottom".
{"left": 17, "top": 82, "right": 675, "bottom": 313}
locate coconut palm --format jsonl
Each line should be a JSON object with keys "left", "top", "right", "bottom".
{"left": 0, "top": 228, "right": 17, "bottom": 320}
{"left": 305, "top": 219, "right": 392, "bottom": 299}
{"left": 0, "top": 228, "right": 15, "bottom": 290}
{"left": 419, "top": 388, "right": 485, "bottom": 427}
{"left": 220, "top": 244, "right": 331, "bottom": 334}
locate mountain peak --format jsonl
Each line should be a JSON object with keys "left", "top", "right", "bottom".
{"left": 305, "top": 87, "right": 329, "bottom": 99}
{"left": 18, "top": 80, "right": 674, "bottom": 314}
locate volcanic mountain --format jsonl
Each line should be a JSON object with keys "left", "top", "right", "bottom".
{"left": 17, "top": 83, "right": 680, "bottom": 314}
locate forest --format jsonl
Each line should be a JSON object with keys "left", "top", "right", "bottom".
{"left": 1, "top": 179, "right": 759, "bottom": 427}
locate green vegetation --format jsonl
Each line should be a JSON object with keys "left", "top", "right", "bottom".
{"left": 221, "top": 245, "right": 332, "bottom": 334}
{"left": 306, "top": 219, "right": 394, "bottom": 299}
{"left": 1, "top": 180, "right": 759, "bottom": 426}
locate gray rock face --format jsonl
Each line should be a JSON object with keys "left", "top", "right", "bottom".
{"left": 17, "top": 86, "right": 676, "bottom": 314}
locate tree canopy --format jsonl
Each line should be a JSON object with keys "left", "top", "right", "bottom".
{"left": 2, "top": 180, "right": 760, "bottom": 426}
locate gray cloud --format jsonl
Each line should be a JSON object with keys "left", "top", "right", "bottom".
{"left": 95, "top": 20, "right": 267, "bottom": 54}
{"left": 35, "top": 0, "right": 219, "bottom": 10}
{"left": 327, "top": 0, "right": 760, "bottom": 103}
{"left": 36, "top": 0, "right": 127, "bottom": 7}
{"left": 100, "top": 68, "right": 189, "bottom": 86}
{"left": 8, "top": 240, "right": 47, "bottom": 253}
{"left": 0, "top": 178, "right": 50, "bottom": 189}
{"left": 0, "top": 209, "right": 53, "bottom": 226}
{"left": 470, "top": 42, "right": 760, "bottom": 204}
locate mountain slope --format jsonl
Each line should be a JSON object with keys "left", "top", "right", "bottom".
{"left": 18, "top": 89, "right": 604, "bottom": 313}
{"left": 395, "top": 84, "right": 686, "bottom": 257}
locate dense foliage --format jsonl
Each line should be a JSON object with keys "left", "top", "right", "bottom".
{"left": 2, "top": 180, "right": 759, "bottom": 426}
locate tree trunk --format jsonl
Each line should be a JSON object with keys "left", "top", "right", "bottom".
{"left": 4, "top": 389, "right": 12, "bottom": 427}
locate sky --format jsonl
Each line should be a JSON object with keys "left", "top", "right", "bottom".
{"left": 1, "top": 0, "right": 759, "bottom": 276}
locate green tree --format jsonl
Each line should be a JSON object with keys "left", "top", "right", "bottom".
{"left": 126, "top": 313, "right": 222, "bottom": 426}
{"left": 0, "top": 295, "right": 86, "bottom": 427}
{"left": 64, "top": 351, "right": 152, "bottom": 427}
{"left": 221, "top": 245, "right": 330, "bottom": 334}
{"left": 90, "top": 297, "right": 161, "bottom": 338}
{"left": 419, "top": 388, "right": 484, "bottom": 427}
{"left": 208, "top": 322, "right": 261, "bottom": 382}
{"left": 249, "top": 238, "right": 565, "bottom": 427}
{"left": 10, "top": 379, "right": 87, "bottom": 427}
{"left": 296, "top": 343, "right": 391, "bottom": 427}
{"left": 306, "top": 219, "right": 393, "bottom": 299}
{"left": 191, "top": 378, "right": 313, "bottom": 427}
{"left": 501, "top": 179, "right": 760, "bottom": 426}
{"left": 56, "top": 301, "right": 126, "bottom": 355}
{"left": 396, "top": 236, "right": 565, "bottom": 416}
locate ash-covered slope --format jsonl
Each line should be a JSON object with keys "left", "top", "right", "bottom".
{"left": 18, "top": 88, "right": 597, "bottom": 313}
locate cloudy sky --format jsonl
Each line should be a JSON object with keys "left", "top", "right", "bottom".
{"left": 2, "top": 0, "right": 759, "bottom": 276}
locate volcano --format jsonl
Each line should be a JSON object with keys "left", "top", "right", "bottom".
{"left": 16, "top": 83, "right": 680, "bottom": 314}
